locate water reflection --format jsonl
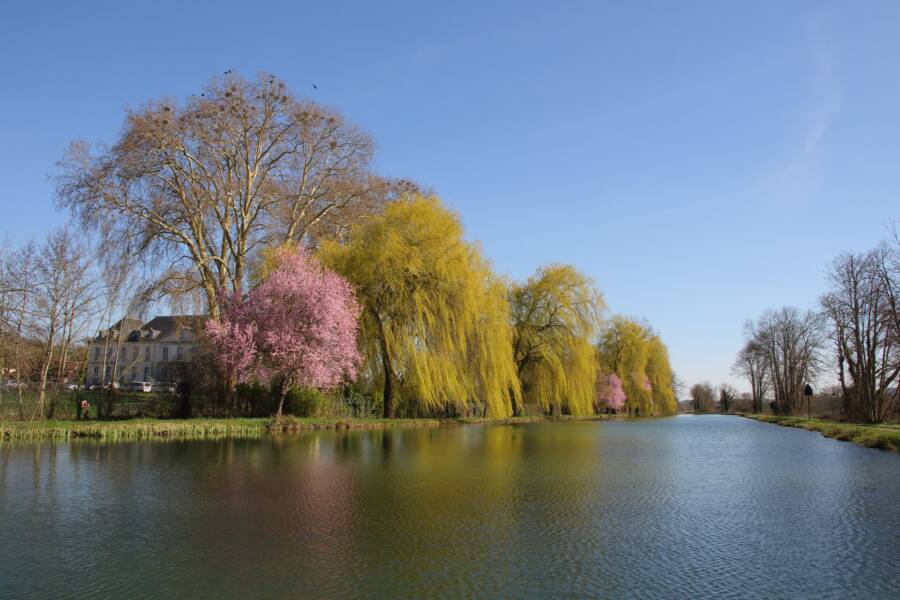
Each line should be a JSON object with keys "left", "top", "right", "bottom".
{"left": 2, "top": 417, "right": 900, "bottom": 599}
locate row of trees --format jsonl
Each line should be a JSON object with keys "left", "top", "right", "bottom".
{"left": 733, "top": 234, "right": 899, "bottom": 422}
{"left": 0, "top": 230, "right": 104, "bottom": 417}
{"left": 3, "top": 73, "right": 679, "bottom": 420}
{"left": 688, "top": 381, "right": 736, "bottom": 413}
{"left": 210, "top": 196, "right": 679, "bottom": 418}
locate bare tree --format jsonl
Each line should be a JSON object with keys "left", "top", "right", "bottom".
{"left": 821, "top": 246, "right": 899, "bottom": 422}
{"left": 56, "top": 73, "right": 380, "bottom": 320}
{"left": 690, "top": 381, "right": 716, "bottom": 413}
{"left": 732, "top": 338, "right": 770, "bottom": 413}
{"left": 2, "top": 242, "right": 40, "bottom": 417}
{"left": 749, "top": 308, "right": 824, "bottom": 416}
{"left": 26, "top": 230, "right": 100, "bottom": 418}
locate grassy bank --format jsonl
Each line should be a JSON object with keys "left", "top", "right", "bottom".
{"left": 742, "top": 414, "right": 900, "bottom": 453}
{"left": 0, "top": 413, "right": 611, "bottom": 443}
{"left": 0, "top": 417, "right": 443, "bottom": 443}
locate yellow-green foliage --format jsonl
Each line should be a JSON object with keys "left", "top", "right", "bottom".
{"left": 249, "top": 241, "right": 299, "bottom": 285}
{"left": 597, "top": 316, "right": 677, "bottom": 416}
{"left": 646, "top": 336, "right": 677, "bottom": 415}
{"left": 510, "top": 265, "right": 604, "bottom": 415}
{"left": 320, "top": 196, "right": 521, "bottom": 418}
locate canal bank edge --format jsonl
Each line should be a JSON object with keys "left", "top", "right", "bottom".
{"left": 741, "top": 414, "right": 900, "bottom": 453}
{"left": 0, "top": 414, "right": 613, "bottom": 443}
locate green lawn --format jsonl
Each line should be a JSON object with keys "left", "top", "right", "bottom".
{"left": 743, "top": 414, "right": 900, "bottom": 453}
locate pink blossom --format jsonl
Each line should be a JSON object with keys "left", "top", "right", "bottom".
{"left": 597, "top": 373, "right": 626, "bottom": 411}
{"left": 206, "top": 248, "right": 362, "bottom": 391}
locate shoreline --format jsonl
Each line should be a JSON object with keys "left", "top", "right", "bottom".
{"left": 740, "top": 413, "right": 900, "bottom": 453}
{"left": 0, "top": 414, "right": 613, "bottom": 444}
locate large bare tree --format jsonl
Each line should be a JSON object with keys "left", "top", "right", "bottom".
{"left": 821, "top": 246, "right": 899, "bottom": 422}
{"left": 749, "top": 308, "right": 824, "bottom": 416}
{"left": 56, "top": 73, "right": 379, "bottom": 320}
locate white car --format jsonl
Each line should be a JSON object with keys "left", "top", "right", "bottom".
{"left": 129, "top": 381, "right": 153, "bottom": 393}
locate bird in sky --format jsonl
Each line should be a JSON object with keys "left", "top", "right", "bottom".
{"left": 312, "top": 84, "right": 318, "bottom": 90}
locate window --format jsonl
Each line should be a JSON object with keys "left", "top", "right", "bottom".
{"left": 94, "top": 348, "right": 100, "bottom": 360}
{"left": 105, "top": 365, "right": 111, "bottom": 379}
{"left": 143, "top": 366, "right": 150, "bottom": 380}
{"left": 93, "top": 366, "right": 99, "bottom": 375}
{"left": 131, "top": 367, "right": 136, "bottom": 381}
{"left": 144, "top": 346, "right": 151, "bottom": 361}
{"left": 176, "top": 346, "right": 183, "bottom": 360}
{"left": 132, "top": 348, "right": 138, "bottom": 361}
{"left": 162, "top": 346, "right": 169, "bottom": 361}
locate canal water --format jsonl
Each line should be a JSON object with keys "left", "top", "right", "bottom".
{"left": 1, "top": 415, "right": 899, "bottom": 598}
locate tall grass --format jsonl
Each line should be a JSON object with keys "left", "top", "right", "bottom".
{"left": 744, "top": 414, "right": 900, "bottom": 453}
{"left": 0, "top": 416, "right": 448, "bottom": 443}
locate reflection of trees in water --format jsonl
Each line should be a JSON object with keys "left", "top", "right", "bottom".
{"left": 2, "top": 425, "right": 604, "bottom": 596}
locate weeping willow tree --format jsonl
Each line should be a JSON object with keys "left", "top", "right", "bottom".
{"left": 597, "top": 316, "right": 651, "bottom": 416}
{"left": 646, "top": 335, "right": 678, "bottom": 415}
{"left": 597, "top": 316, "right": 678, "bottom": 416}
{"left": 320, "top": 196, "right": 521, "bottom": 418}
{"left": 510, "top": 265, "right": 604, "bottom": 415}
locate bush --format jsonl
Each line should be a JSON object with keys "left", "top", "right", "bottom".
{"left": 285, "top": 386, "right": 328, "bottom": 417}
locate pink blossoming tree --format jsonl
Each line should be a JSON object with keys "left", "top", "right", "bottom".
{"left": 596, "top": 373, "right": 627, "bottom": 412}
{"left": 206, "top": 248, "right": 362, "bottom": 416}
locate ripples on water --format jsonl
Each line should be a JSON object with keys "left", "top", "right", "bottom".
{"left": 1, "top": 415, "right": 899, "bottom": 599}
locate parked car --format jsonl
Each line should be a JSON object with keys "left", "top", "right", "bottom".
{"left": 102, "top": 382, "right": 120, "bottom": 391}
{"left": 65, "top": 382, "right": 82, "bottom": 391}
{"left": 128, "top": 381, "right": 153, "bottom": 393}
{"left": 153, "top": 382, "right": 177, "bottom": 393}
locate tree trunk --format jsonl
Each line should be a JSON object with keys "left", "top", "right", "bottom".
{"left": 372, "top": 310, "right": 395, "bottom": 419}
{"left": 382, "top": 352, "right": 395, "bottom": 419}
{"left": 276, "top": 385, "right": 287, "bottom": 418}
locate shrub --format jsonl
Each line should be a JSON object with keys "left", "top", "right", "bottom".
{"left": 286, "top": 386, "right": 328, "bottom": 417}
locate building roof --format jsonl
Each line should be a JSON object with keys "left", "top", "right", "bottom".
{"left": 92, "top": 315, "right": 206, "bottom": 343}
{"left": 95, "top": 316, "right": 144, "bottom": 341}
{"left": 138, "top": 315, "right": 204, "bottom": 340}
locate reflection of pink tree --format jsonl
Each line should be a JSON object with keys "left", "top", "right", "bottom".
{"left": 597, "top": 373, "right": 626, "bottom": 412}
{"left": 206, "top": 248, "right": 362, "bottom": 416}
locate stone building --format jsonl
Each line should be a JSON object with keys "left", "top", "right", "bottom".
{"left": 86, "top": 315, "right": 203, "bottom": 388}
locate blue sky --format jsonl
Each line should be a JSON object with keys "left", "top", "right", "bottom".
{"left": 2, "top": 1, "right": 898, "bottom": 393}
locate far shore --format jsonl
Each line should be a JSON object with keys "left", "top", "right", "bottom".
{"left": 0, "top": 414, "right": 614, "bottom": 444}
{"left": 741, "top": 413, "right": 900, "bottom": 453}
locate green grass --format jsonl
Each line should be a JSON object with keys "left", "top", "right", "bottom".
{"left": 743, "top": 414, "right": 900, "bottom": 453}
{"left": 456, "top": 414, "right": 610, "bottom": 424}
{"left": 0, "top": 413, "right": 617, "bottom": 444}
{"left": 0, "top": 416, "right": 448, "bottom": 443}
